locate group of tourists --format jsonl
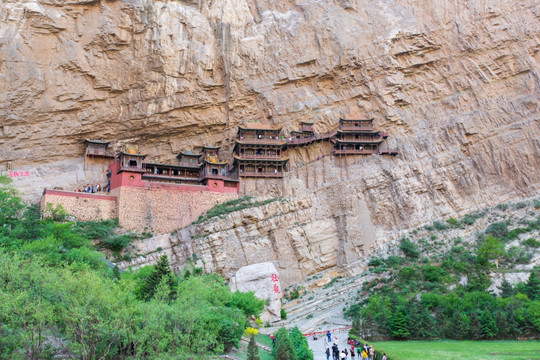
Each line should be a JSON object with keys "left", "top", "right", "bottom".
{"left": 78, "top": 184, "right": 102, "bottom": 193}
{"left": 324, "top": 331, "right": 386, "bottom": 360}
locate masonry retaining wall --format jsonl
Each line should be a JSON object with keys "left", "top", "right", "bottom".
{"left": 40, "top": 189, "right": 117, "bottom": 221}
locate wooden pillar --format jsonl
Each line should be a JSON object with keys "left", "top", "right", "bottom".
{"left": 305, "top": 161, "right": 309, "bottom": 189}
{"left": 345, "top": 153, "right": 349, "bottom": 180}
{"left": 322, "top": 156, "right": 326, "bottom": 184}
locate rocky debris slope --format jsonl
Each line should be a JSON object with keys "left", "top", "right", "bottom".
{"left": 265, "top": 197, "right": 540, "bottom": 334}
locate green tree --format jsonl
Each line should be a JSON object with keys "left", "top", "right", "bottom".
{"left": 499, "top": 277, "right": 516, "bottom": 298}
{"left": 408, "top": 300, "right": 435, "bottom": 339}
{"left": 228, "top": 290, "right": 266, "bottom": 318}
{"left": 525, "top": 267, "right": 540, "bottom": 301}
{"left": 480, "top": 309, "right": 498, "bottom": 338}
{"left": 140, "top": 255, "right": 177, "bottom": 301}
{"left": 272, "top": 327, "right": 296, "bottom": 360}
{"left": 477, "top": 236, "right": 506, "bottom": 267}
{"left": 290, "top": 326, "right": 313, "bottom": 360}
{"left": 388, "top": 307, "right": 410, "bottom": 339}
{"left": 0, "top": 175, "right": 25, "bottom": 234}
{"left": 247, "top": 334, "right": 260, "bottom": 360}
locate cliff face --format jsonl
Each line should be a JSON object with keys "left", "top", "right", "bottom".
{"left": 2, "top": 0, "right": 540, "bottom": 279}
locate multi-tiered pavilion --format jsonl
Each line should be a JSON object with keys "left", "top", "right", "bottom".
{"left": 233, "top": 123, "right": 288, "bottom": 178}
{"left": 333, "top": 118, "right": 390, "bottom": 155}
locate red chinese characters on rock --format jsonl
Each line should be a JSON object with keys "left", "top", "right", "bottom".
{"left": 271, "top": 273, "right": 280, "bottom": 294}
{"left": 8, "top": 171, "right": 30, "bottom": 178}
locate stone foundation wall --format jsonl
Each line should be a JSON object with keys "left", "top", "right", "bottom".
{"left": 113, "top": 186, "right": 238, "bottom": 234}
{"left": 41, "top": 190, "right": 117, "bottom": 221}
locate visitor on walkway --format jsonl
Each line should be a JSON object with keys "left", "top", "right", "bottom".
{"left": 339, "top": 350, "right": 346, "bottom": 360}
{"left": 381, "top": 353, "right": 387, "bottom": 360}
{"left": 325, "top": 347, "right": 330, "bottom": 360}
{"left": 327, "top": 331, "right": 331, "bottom": 342}
{"left": 350, "top": 344, "right": 355, "bottom": 359}
{"left": 369, "top": 346, "right": 374, "bottom": 360}
{"left": 332, "top": 343, "right": 339, "bottom": 360}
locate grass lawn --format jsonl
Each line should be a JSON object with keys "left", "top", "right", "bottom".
{"left": 372, "top": 340, "right": 540, "bottom": 360}
{"left": 256, "top": 334, "right": 274, "bottom": 348}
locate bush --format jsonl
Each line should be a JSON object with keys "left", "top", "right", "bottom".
{"left": 100, "top": 234, "right": 133, "bottom": 252}
{"left": 496, "top": 203, "right": 509, "bottom": 211}
{"left": 433, "top": 221, "right": 448, "bottom": 231}
{"left": 523, "top": 238, "right": 540, "bottom": 248}
{"left": 280, "top": 308, "right": 287, "bottom": 320}
{"left": 368, "top": 257, "right": 384, "bottom": 267}
{"left": 229, "top": 290, "right": 266, "bottom": 318}
{"left": 485, "top": 222, "right": 508, "bottom": 238}
{"left": 447, "top": 217, "right": 460, "bottom": 228}
{"left": 461, "top": 214, "right": 478, "bottom": 226}
{"left": 399, "top": 238, "right": 420, "bottom": 258}
{"left": 534, "top": 199, "right": 540, "bottom": 209}
{"left": 421, "top": 265, "right": 445, "bottom": 282}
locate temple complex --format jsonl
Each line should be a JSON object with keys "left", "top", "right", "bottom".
{"left": 41, "top": 116, "right": 397, "bottom": 232}
{"left": 233, "top": 123, "right": 289, "bottom": 178}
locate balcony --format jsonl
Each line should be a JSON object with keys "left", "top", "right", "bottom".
{"left": 142, "top": 173, "right": 201, "bottom": 182}
{"left": 237, "top": 136, "right": 285, "bottom": 145}
{"left": 237, "top": 154, "right": 284, "bottom": 160}
{"left": 336, "top": 136, "right": 383, "bottom": 143}
{"left": 333, "top": 149, "right": 378, "bottom": 155}
{"left": 239, "top": 171, "right": 284, "bottom": 178}
{"left": 339, "top": 126, "right": 375, "bottom": 132}
{"left": 86, "top": 148, "right": 115, "bottom": 158}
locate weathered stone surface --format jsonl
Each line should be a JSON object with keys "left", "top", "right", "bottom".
{"left": 229, "top": 262, "right": 282, "bottom": 322}
{"left": 2, "top": 0, "right": 540, "bottom": 284}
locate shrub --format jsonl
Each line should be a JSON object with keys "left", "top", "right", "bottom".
{"left": 245, "top": 327, "right": 259, "bottom": 336}
{"left": 496, "top": 203, "right": 508, "bottom": 211}
{"left": 534, "top": 199, "right": 540, "bottom": 209}
{"left": 229, "top": 290, "right": 266, "bottom": 318}
{"left": 422, "top": 265, "right": 444, "bottom": 282}
{"left": 485, "top": 222, "right": 508, "bottom": 238}
{"left": 385, "top": 256, "right": 406, "bottom": 267}
{"left": 280, "top": 308, "right": 287, "bottom": 320}
{"left": 523, "top": 238, "right": 540, "bottom": 248}
{"left": 447, "top": 217, "right": 460, "bottom": 228}
{"left": 399, "top": 238, "right": 420, "bottom": 258}
{"left": 461, "top": 214, "right": 478, "bottom": 226}
{"left": 100, "top": 234, "right": 133, "bottom": 252}
{"left": 368, "top": 257, "right": 384, "bottom": 267}
{"left": 433, "top": 221, "right": 448, "bottom": 231}
{"left": 514, "top": 201, "right": 528, "bottom": 209}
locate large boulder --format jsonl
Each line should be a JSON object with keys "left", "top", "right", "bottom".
{"left": 229, "top": 262, "right": 282, "bottom": 322}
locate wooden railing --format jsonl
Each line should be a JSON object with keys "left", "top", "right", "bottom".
{"left": 239, "top": 172, "right": 283, "bottom": 178}
{"left": 286, "top": 131, "right": 337, "bottom": 146}
{"left": 237, "top": 154, "right": 284, "bottom": 159}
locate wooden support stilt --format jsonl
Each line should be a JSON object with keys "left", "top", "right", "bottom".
{"left": 339, "top": 154, "right": 343, "bottom": 182}
{"left": 345, "top": 153, "right": 349, "bottom": 180}
{"left": 313, "top": 160, "right": 317, "bottom": 189}
{"left": 305, "top": 162, "right": 309, "bottom": 189}
{"left": 322, "top": 156, "right": 326, "bottom": 184}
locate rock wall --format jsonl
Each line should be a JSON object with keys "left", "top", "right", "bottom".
{"left": 3, "top": 0, "right": 540, "bottom": 282}
{"left": 41, "top": 189, "right": 117, "bottom": 220}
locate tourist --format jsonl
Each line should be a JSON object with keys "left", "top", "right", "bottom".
{"left": 325, "top": 347, "right": 330, "bottom": 360}
{"left": 369, "top": 346, "right": 374, "bottom": 360}
{"left": 96, "top": 184, "right": 101, "bottom": 192}
{"left": 344, "top": 348, "right": 349, "bottom": 360}
{"left": 381, "top": 353, "right": 387, "bottom": 360}
{"left": 91, "top": 184, "right": 95, "bottom": 193}
{"left": 350, "top": 344, "right": 355, "bottom": 359}
{"left": 361, "top": 347, "right": 368, "bottom": 360}
{"left": 339, "top": 350, "right": 346, "bottom": 360}
{"left": 327, "top": 330, "right": 332, "bottom": 342}
{"left": 332, "top": 342, "right": 339, "bottom": 360}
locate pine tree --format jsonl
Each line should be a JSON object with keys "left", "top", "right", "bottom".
{"left": 140, "top": 255, "right": 177, "bottom": 301}
{"left": 289, "top": 327, "right": 313, "bottom": 360}
{"left": 272, "top": 327, "right": 296, "bottom": 360}
{"left": 247, "top": 335, "right": 260, "bottom": 360}
{"left": 525, "top": 267, "right": 540, "bottom": 300}
{"left": 388, "top": 307, "right": 410, "bottom": 339}
{"left": 408, "top": 300, "right": 435, "bottom": 339}
{"left": 480, "top": 309, "right": 498, "bottom": 338}
{"left": 499, "top": 277, "right": 515, "bottom": 298}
